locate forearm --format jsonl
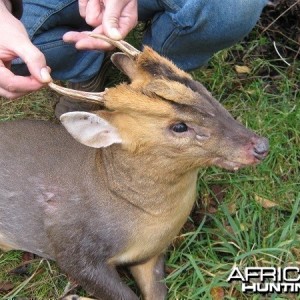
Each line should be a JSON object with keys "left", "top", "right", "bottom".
{"left": 0, "top": 0, "right": 22, "bottom": 18}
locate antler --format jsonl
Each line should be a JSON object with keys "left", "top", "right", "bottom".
{"left": 89, "top": 33, "right": 141, "bottom": 58}
{"left": 48, "top": 82, "right": 106, "bottom": 104}
{"left": 48, "top": 33, "right": 140, "bottom": 102}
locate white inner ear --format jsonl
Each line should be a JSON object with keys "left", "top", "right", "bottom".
{"left": 111, "top": 53, "right": 137, "bottom": 80}
{"left": 60, "top": 112, "right": 122, "bottom": 148}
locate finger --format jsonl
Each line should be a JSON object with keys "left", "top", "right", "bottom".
{"left": 0, "top": 86, "right": 26, "bottom": 100}
{"left": 117, "top": 1, "right": 138, "bottom": 38}
{"left": 102, "top": 0, "right": 124, "bottom": 40}
{"left": 0, "top": 72, "right": 45, "bottom": 93}
{"left": 101, "top": 0, "right": 137, "bottom": 40}
{"left": 78, "top": 0, "right": 89, "bottom": 18}
{"left": 63, "top": 31, "right": 90, "bottom": 43}
{"left": 63, "top": 30, "right": 114, "bottom": 51}
{"left": 14, "top": 43, "right": 51, "bottom": 83}
{"left": 85, "top": 0, "right": 103, "bottom": 27}
{"left": 117, "top": 14, "right": 138, "bottom": 38}
{"left": 0, "top": 64, "right": 45, "bottom": 99}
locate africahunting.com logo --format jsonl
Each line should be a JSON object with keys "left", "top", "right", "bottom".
{"left": 227, "top": 267, "right": 300, "bottom": 293}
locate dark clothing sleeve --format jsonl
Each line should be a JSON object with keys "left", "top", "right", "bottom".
{"left": 10, "top": 0, "right": 23, "bottom": 19}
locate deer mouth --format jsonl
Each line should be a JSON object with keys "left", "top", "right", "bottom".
{"left": 212, "top": 158, "right": 245, "bottom": 171}
{"left": 212, "top": 136, "right": 269, "bottom": 171}
{"left": 212, "top": 156, "right": 262, "bottom": 171}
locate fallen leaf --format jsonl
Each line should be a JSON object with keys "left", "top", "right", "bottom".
{"left": 226, "top": 202, "right": 237, "bottom": 215}
{"left": 224, "top": 225, "right": 235, "bottom": 235}
{"left": 291, "top": 248, "right": 300, "bottom": 258}
{"left": 235, "top": 65, "right": 251, "bottom": 74}
{"left": 210, "top": 286, "right": 225, "bottom": 300}
{"left": 0, "top": 282, "right": 14, "bottom": 292}
{"left": 210, "top": 185, "right": 227, "bottom": 204}
{"left": 254, "top": 195, "right": 278, "bottom": 208}
{"left": 22, "top": 251, "right": 35, "bottom": 262}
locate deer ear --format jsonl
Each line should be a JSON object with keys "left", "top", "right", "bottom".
{"left": 111, "top": 52, "right": 138, "bottom": 80}
{"left": 60, "top": 112, "right": 122, "bottom": 148}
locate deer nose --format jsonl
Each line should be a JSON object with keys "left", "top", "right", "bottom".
{"left": 252, "top": 137, "right": 269, "bottom": 160}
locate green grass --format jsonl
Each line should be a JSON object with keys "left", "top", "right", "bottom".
{"left": 0, "top": 28, "right": 299, "bottom": 299}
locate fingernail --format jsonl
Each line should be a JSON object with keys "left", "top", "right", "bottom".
{"left": 108, "top": 28, "right": 122, "bottom": 40}
{"left": 40, "top": 67, "right": 52, "bottom": 82}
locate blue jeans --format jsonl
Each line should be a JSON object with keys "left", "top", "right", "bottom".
{"left": 12, "top": 0, "right": 268, "bottom": 82}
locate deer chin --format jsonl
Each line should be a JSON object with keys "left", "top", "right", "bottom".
{"left": 212, "top": 157, "right": 260, "bottom": 171}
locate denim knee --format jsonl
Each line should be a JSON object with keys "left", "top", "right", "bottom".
{"left": 13, "top": 0, "right": 268, "bottom": 82}
{"left": 140, "top": 0, "right": 268, "bottom": 70}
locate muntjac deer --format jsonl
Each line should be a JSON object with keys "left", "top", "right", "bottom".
{"left": 0, "top": 34, "right": 268, "bottom": 300}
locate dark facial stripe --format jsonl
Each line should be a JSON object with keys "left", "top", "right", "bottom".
{"left": 140, "top": 60, "right": 207, "bottom": 95}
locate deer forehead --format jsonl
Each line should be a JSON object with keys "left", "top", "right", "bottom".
{"left": 104, "top": 84, "right": 175, "bottom": 117}
{"left": 104, "top": 80, "right": 216, "bottom": 120}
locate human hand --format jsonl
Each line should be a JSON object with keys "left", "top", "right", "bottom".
{"left": 63, "top": 0, "right": 138, "bottom": 50}
{"left": 0, "top": 2, "right": 51, "bottom": 99}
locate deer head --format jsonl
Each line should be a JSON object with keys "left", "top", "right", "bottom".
{"left": 49, "top": 34, "right": 268, "bottom": 172}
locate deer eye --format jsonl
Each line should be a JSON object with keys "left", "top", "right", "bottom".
{"left": 171, "top": 122, "right": 188, "bottom": 133}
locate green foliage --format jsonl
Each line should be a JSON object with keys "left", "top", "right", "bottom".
{"left": 163, "top": 31, "right": 300, "bottom": 299}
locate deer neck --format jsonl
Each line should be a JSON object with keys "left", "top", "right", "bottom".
{"left": 98, "top": 145, "right": 198, "bottom": 216}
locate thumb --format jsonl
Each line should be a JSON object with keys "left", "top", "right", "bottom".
{"left": 15, "top": 44, "right": 51, "bottom": 83}
{"left": 102, "top": 1, "right": 123, "bottom": 40}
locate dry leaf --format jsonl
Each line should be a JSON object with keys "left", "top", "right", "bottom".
{"left": 210, "top": 185, "right": 227, "bottom": 204}
{"left": 291, "top": 247, "right": 300, "bottom": 258}
{"left": 224, "top": 225, "right": 235, "bottom": 235}
{"left": 210, "top": 286, "right": 225, "bottom": 300}
{"left": 208, "top": 206, "right": 218, "bottom": 214}
{"left": 226, "top": 202, "right": 237, "bottom": 215}
{"left": 235, "top": 65, "right": 251, "bottom": 74}
{"left": 0, "top": 282, "right": 14, "bottom": 292}
{"left": 254, "top": 195, "right": 278, "bottom": 208}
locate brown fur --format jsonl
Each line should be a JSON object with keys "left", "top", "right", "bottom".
{"left": 0, "top": 39, "right": 268, "bottom": 300}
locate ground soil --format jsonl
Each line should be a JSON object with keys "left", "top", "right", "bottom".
{"left": 258, "top": 0, "right": 300, "bottom": 61}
